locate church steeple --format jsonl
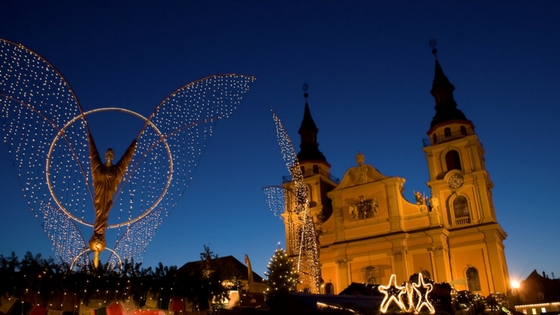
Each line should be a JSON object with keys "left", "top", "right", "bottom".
{"left": 429, "top": 47, "right": 470, "bottom": 129}
{"left": 297, "top": 84, "right": 327, "bottom": 164}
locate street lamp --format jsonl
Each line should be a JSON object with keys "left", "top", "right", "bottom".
{"left": 510, "top": 280, "right": 520, "bottom": 308}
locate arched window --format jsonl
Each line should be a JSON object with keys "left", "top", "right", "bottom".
{"left": 460, "top": 126, "right": 467, "bottom": 136}
{"left": 313, "top": 164, "right": 319, "bottom": 174}
{"left": 466, "top": 267, "right": 481, "bottom": 291}
{"left": 325, "top": 282, "right": 335, "bottom": 295}
{"left": 445, "top": 150, "right": 462, "bottom": 171}
{"left": 432, "top": 133, "right": 438, "bottom": 144}
{"left": 453, "top": 196, "right": 470, "bottom": 221}
{"left": 444, "top": 127, "right": 452, "bottom": 137}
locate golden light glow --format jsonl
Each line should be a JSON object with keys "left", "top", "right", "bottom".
{"left": 378, "top": 273, "right": 435, "bottom": 314}
{"left": 46, "top": 107, "right": 173, "bottom": 229}
{"left": 412, "top": 273, "right": 435, "bottom": 314}
{"left": 263, "top": 110, "right": 321, "bottom": 293}
{"left": 0, "top": 38, "right": 255, "bottom": 267}
{"left": 378, "top": 274, "right": 407, "bottom": 313}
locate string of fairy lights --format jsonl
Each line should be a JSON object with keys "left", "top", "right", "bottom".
{"left": 0, "top": 38, "right": 256, "bottom": 267}
{"left": 263, "top": 110, "right": 321, "bottom": 293}
{"left": 42, "top": 202, "right": 89, "bottom": 266}
{"left": 1, "top": 38, "right": 88, "bottom": 264}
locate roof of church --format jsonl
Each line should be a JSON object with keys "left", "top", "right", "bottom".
{"left": 429, "top": 48, "right": 470, "bottom": 129}
{"left": 297, "top": 89, "right": 328, "bottom": 163}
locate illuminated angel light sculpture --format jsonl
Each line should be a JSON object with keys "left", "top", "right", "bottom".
{"left": 378, "top": 273, "right": 435, "bottom": 314}
{"left": 263, "top": 110, "right": 321, "bottom": 293}
{"left": 0, "top": 38, "right": 255, "bottom": 268}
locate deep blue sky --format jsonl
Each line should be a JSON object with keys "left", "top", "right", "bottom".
{"left": 1, "top": 1, "right": 559, "bottom": 283}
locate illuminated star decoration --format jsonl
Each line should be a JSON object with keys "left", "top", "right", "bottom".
{"left": 262, "top": 110, "right": 321, "bottom": 294}
{"left": 404, "top": 282, "right": 416, "bottom": 313}
{"left": 0, "top": 38, "right": 256, "bottom": 267}
{"left": 412, "top": 273, "right": 435, "bottom": 314}
{"left": 378, "top": 274, "right": 407, "bottom": 313}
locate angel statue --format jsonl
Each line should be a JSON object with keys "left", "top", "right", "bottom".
{"left": 87, "top": 130, "right": 137, "bottom": 253}
{"left": 0, "top": 38, "right": 255, "bottom": 269}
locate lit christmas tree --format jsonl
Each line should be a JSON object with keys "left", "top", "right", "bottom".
{"left": 265, "top": 247, "right": 298, "bottom": 295}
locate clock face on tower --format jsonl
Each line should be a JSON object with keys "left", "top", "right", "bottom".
{"left": 448, "top": 174, "right": 464, "bottom": 189}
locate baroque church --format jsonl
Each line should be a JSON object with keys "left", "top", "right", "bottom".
{"left": 280, "top": 49, "right": 511, "bottom": 296}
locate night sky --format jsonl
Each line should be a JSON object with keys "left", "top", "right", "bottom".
{"left": 1, "top": 1, "right": 559, "bottom": 283}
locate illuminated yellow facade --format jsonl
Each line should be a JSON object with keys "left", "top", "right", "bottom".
{"left": 283, "top": 52, "right": 511, "bottom": 296}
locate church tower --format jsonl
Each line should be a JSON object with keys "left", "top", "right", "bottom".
{"left": 280, "top": 50, "right": 511, "bottom": 296}
{"left": 422, "top": 47, "right": 510, "bottom": 294}
{"left": 296, "top": 85, "right": 337, "bottom": 224}
{"left": 282, "top": 85, "right": 338, "bottom": 292}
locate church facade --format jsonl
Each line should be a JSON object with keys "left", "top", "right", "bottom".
{"left": 281, "top": 50, "right": 511, "bottom": 296}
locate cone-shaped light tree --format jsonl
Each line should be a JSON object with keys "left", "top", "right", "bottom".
{"left": 265, "top": 247, "right": 298, "bottom": 295}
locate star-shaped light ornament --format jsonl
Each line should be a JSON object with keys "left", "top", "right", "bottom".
{"left": 412, "top": 273, "right": 436, "bottom": 314}
{"left": 378, "top": 274, "right": 407, "bottom": 313}
{"left": 404, "top": 282, "right": 416, "bottom": 313}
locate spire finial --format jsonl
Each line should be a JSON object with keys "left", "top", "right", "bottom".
{"left": 298, "top": 82, "right": 327, "bottom": 164}
{"left": 429, "top": 38, "right": 438, "bottom": 59}
{"left": 428, "top": 40, "right": 470, "bottom": 130}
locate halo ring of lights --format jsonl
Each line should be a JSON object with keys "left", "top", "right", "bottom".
{"left": 70, "top": 246, "right": 123, "bottom": 271}
{"left": 46, "top": 107, "right": 173, "bottom": 228}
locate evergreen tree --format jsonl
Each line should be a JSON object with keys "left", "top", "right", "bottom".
{"left": 265, "top": 247, "right": 298, "bottom": 294}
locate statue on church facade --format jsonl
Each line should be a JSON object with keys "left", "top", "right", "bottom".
{"left": 414, "top": 191, "right": 428, "bottom": 205}
{"left": 429, "top": 197, "right": 440, "bottom": 212}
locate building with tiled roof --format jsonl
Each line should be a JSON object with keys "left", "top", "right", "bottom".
{"left": 515, "top": 270, "right": 560, "bottom": 315}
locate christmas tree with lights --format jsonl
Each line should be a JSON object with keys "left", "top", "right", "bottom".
{"left": 265, "top": 247, "right": 298, "bottom": 298}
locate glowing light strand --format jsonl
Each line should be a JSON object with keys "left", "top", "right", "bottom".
{"left": 41, "top": 201, "right": 88, "bottom": 266}
{"left": 1, "top": 38, "right": 88, "bottom": 263}
{"left": 263, "top": 110, "right": 320, "bottom": 293}
{"left": 378, "top": 273, "right": 435, "bottom": 314}
{"left": 0, "top": 38, "right": 256, "bottom": 266}
{"left": 112, "top": 73, "right": 255, "bottom": 262}
{"left": 378, "top": 274, "right": 407, "bottom": 313}
{"left": 412, "top": 273, "right": 435, "bottom": 314}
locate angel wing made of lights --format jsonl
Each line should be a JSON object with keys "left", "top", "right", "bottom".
{"left": 262, "top": 109, "right": 320, "bottom": 293}
{"left": 0, "top": 38, "right": 255, "bottom": 267}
